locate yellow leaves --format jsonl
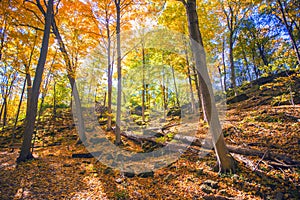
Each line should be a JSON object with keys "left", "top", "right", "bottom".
{"left": 258, "top": 4, "right": 268, "bottom": 12}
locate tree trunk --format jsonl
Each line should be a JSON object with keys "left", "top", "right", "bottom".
{"left": 251, "top": 48, "right": 259, "bottom": 79}
{"left": 258, "top": 44, "right": 269, "bottom": 67}
{"left": 242, "top": 48, "right": 252, "bottom": 81}
{"left": 0, "top": 99, "right": 4, "bottom": 125}
{"left": 106, "top": 14, "right": 113, "bottom": 131}
{"left": 277, "top": 0, "right": 300, "bottom": 64}
{"left": 188, "top": 68, "right": 196, "bottom": 113}
{"left": 68, "top": 75, "right": 86, "bottom": 143}
{"left": 2, "top": 97, "right": 7, "bottom": 129}
{"left": 11, "top": 78, "right": 26, "bottom": 149}
{"left": 229, "top": 33, "right": 237, "bottom": 96}
{"left": 162, "top": 65, "right": 167, "bottom": 118}
{"left": 25, "top": 70, "right": 32, "bottom": 122}
{"left": 2, "top": 74, "right": 16, "bottom": 129}
{"left": 182, "top": 0, "right": 235, "bottom": 173}
{"left": 142, "top": 45, "right": 146, "bottom": 122}
{"left": 184, "top": 39, "right": 196, "bottom": 113}
{"left": 49, "top": 8, "right": 86, "bottom": 144}
{"left": 192, "top": 65, "right": 202, "bottom": 111}
{"left": 53, "top": 79, "right": 56, "bottom": 118}
{"left": 222, "top": 37, "right": 227, "bottom": 91}
{"left": 103, "top": 92, "right": 107, "bottom": 107}
{"left": 17, "top": 0, "right": 53, "bottom": 163}
{"left": 217, "top": 65, "right": 224, "bottom": 92}
{"left": 114, "top": 0, "right": 122, "bottom": 145}
{"left": 171, "top": 65, "right": 180, "bottom": 108}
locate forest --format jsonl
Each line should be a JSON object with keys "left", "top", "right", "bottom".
{"left": 0, "top": 0, "right": 299, "bottom": 199}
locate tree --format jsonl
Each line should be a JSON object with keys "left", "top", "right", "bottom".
{"left": 179, "top": 0, "right": 235, "bottom": 172}
{"left": 220, "top": 0, "right": 252, "bottom": 95}
{"left": 89, "top": 0, "right": 116, "bottom": 131}
{"left": 17, "top": 0, "right": 53, "bottom": 163}
{"left": 114, "top": 0, "right": 122, "bottom": 145}
{"left": 268, "top": 0, "right": 300, "bottom": 64}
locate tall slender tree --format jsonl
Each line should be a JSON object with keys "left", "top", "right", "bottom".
{"left": 17, "top": 0, "right": 53, "bottom": 163}
{"left": 114, "top": 0, "right": 122, "bottom": 145}
{"left": 179, "top": 0, "right": 235, "bottom": 172}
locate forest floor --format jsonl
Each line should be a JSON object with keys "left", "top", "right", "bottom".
{"left": 0, "top": 72, "right": 300, "bottom": 200}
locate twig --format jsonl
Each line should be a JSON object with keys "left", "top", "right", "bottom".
{"left": 253, "top": 150, "right": 268, "bottom": 171}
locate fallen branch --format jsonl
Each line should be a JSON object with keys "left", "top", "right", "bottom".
{"left": 72, "top": 130, "right": 300, "bottom": 167}
{"left": 226, "top": 145, "right": 300, "bottom": 166}
{"left": 121, "top": 132, "right": 300, "bottom": 166}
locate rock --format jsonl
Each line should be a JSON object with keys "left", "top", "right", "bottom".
{"left": 226, "top": 94, "right": 249, "bottom": 104}
{"left": 138, "top": 171, "right": 154, "bottom": 178}
{"left": 115, "top": 178, "right": 123, "bottom": 184}
{"left": 103, "top": 167, "right": 113, "bottom": 175}
{"left": 124, "top": 171, "right": 135, "bottom": 178}
{"left": 203, "top": 180, "right": 219, "bottom": 189}
{"left": 200, "top": 184, "right": 213, "bottom": 194}
{"left": 167, "top": 107, "right": 181, "bottom": 117}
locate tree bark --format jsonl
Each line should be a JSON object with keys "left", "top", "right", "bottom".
{"left": 25, "top": 69, "right": 32, "bottom": 124}
{"left": 217, "top": 65, "right": 224, "bottom": 92}
{"left": 182, "top": 0, "right": 235, "bottom": 172}
{"left": 106, "top": 23, "right": 113, "bottom": 131}
{"left": 229, "top": 32, "right": 237, "bottom": 95}
{"left": 171, "top": 65, "right": 180, "bottom": 108}
{"left": 142, "top": 44, "right": 146, "bottom": 122}
{"left": 1, "top": 73, "right": 16, "bottom": 129}
{"left": 222, "top": 37, "right": 227, "bottom": 91}
{"left": 241, "top": 47, "right": 252, "bottom": 81}
{"left": 17, "top": 0, "right": 53, "bottom": 163}
{"left": 53, "top": 79, "right": 56, "bottom": 117}
{"left": 192, "top": 65, "right": 202, "bottom": 111}
{"left": 114, "top": 0, "right": 122, "bottom": 145}
{"left": 24, "top": 28, "right": 37, "bottom": 127}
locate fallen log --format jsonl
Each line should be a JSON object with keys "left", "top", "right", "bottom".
{"left": 121, "top": 132, "right": 300, "bottom": 166}
{"left": 120, "top": 131, "right": 161, "bottom": 145}
{"left": 72, "top": 130, "right": 300, "bottom": 167}
{"left": 226, "top": 145, "right": 300, "bottom": 165}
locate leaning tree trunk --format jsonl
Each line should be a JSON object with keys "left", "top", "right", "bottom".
{"left": 182, "top": 0, "right": 235, "bottom": 173}
{"left": 48, "top": 10, "right": 86, "bottom": 144}
{"left": 17, "top": 0, "right": 53, "bottom": 163}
